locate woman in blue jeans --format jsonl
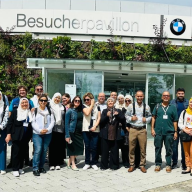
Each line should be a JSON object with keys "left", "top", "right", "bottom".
{"left": 32, "top": 94, "right": 55, "bottom": 176}
{"left": 82, "top": 92, "right": 101, "bottom": 171}
{"left": 0, "top": 92, "right": 9, "bottom": 175}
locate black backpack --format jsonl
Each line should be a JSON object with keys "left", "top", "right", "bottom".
{"left": 34, "top": 103, "right": 52, "bottom": 117}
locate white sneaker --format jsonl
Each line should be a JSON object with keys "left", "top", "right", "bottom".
{"left": 1, "top": 170, "right": 6, "bottom": 175}
{"left": 13, "top": 171, "right": 19, "bottom": 177}
{"left": 92, "top": 165, "right": 99, "bottom": 171}
{"left": 83, "top": 164, "right": 90, "bottom": 170}
{"left": 19, "top": 169, "right": 24, "bottom": 174}
{"left": 50, "top": 166, "right": 55, "bottom": 171}
{"left": 55, "top": 166, "right": 60, "bottom": 170}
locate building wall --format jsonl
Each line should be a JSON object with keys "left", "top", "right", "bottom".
{"left": 1, "top": 0, "right": 192, "bottom": 16}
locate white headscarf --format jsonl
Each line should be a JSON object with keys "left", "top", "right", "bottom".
{"left": 50, "top": 92, "right": 64, "bottom": 125}
{"left": 124, "top": 95, "right": 133, "bottom": 109}
{"left": 17, "top": 98, "right": 32, "bottom": 122}
{"left": 115, "top": 94, "right": 125, "bottom": 110}
{"left": 0, "top": 91, "right": 4, "bottom": 108}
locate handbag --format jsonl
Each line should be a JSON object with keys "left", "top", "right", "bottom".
{"left": 180, "top": 109, "right": 192, "bottom": 142}
{"left": 180, "top": 131, "right": 192, "bottom": 142}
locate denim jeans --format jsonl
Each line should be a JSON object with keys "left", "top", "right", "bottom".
{"left": 82, "top": 132, "right": 99, "bottom": 165}
{"left": 172, "top": 130, "right": 185, "bottom": 165}
{"left": 0, "top": 129, "right": 7, "bottom": 171}
{"left": 33, "top": 133, "right": 52, "bottom": 171}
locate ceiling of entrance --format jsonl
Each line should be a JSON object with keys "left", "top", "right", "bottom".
{"left": 104, "top": 72, "right": 146, "bottom": 83}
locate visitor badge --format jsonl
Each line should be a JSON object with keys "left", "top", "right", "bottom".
{"left": 163, "top": 115, "right": 168, "bottom": 119}
{"left": 23, "top": 122, "right": 28, "bottom": 127}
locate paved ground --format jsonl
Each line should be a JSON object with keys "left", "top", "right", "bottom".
{"left": 1, "top": 140, "right": 192, "bottom": 192}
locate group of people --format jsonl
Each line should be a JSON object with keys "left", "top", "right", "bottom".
{"left": 0, "top": 85, "right": 192, "bottom": 177}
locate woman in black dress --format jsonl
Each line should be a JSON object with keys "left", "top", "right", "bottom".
{"left": 65, "top": 96, "right": 84, "bottom": 171}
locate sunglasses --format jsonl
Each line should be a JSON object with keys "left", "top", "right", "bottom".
{"left": 125, "top": 100, "right": 131, "bottom": 103}
{"left": 36, "top": 88, "right": 43, "bottom": 91}
{"left": 74, "top": 100, "right": 80, "bottom": 103}
{"left": 84, "top": 99, "right": 90, "bottom": 102}
{"left": 39, "top": 99, "right": 48, "bottom": 102}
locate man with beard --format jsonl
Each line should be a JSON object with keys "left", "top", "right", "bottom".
{"left": 170, "top": 88, "right": 188, "bottom": 170}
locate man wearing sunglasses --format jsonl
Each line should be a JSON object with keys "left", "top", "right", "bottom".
{"left": 151, "top": 91, "right": 178, "bottom": 173}
{"left": 30, "top": 84, "right": 44, "bottom": 108}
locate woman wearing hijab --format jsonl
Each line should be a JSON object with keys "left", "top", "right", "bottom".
{"left": 178, "top": 98, "right": 192, "bottom": 175}
{"left": 49, "top": 92, "right": 66, "bottom": 171}
{"left": 100, "top": 97, "right": 126, "bottom": 170}
{"left": 124, "top": 95, "right": 133, "bottom": 110}
{"left": 32, "top": 94, "right": 55, "bottom": 176}
{"left": 5, "top": 98, "right": 32, "bottom": 177}
{"left": 116, "top": 94, "right": 129, "bottom": 168}
{"left": 0, "top": 92, "right": 9, "bottom": 175}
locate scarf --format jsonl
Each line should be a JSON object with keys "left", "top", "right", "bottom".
{"left": 186, "top": 98, "right": 192, "bottom": 115}
{"left": 107, "top": 106, "right": 116, "bottom": 124}
{"left": 38, "top": 107, "right": 50, "bottom": 125}
{"left": 17, "top": 98, "right": 32, "bottom": 122}
{"left": 50, "top": 92, "right": 64, "bottom": 125}
{"left": 0, "top": 91, "right": 4, "bottom": 108}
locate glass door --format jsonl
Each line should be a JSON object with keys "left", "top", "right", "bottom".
{"left": 146, "top": 73, "right": 175, "bottom": 139}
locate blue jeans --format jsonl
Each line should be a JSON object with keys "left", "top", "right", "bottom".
{"left": 82, "top": 132, "right": 99, "bottom": 165}
{"left": 172, "top": 130, "right": 185, "bottom": 165}
{"left": 0, "top": 129, "right": 7, "bottom": 171}
{"left": 33, "top": 133, "right": 52, "bottom": 171}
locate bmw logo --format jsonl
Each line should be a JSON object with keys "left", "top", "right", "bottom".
{"left": 170, "top": 18, "right": 186, "bottom": 35}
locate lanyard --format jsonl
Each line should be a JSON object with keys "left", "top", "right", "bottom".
{"left": 162, "top": 105, "right": 169, "bottom": 115}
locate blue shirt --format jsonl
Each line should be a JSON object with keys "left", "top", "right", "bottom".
{"left": 177, "top": 101, "right": 185, "bottom": 118}
{"left": 9, "top": 97, "right": 34, "bottom": 112}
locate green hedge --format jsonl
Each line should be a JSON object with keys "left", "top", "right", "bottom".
{"left": 0, "top": 33, "right": 192, "bottom": 99}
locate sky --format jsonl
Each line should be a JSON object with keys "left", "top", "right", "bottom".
{"left": 105, "top": 0, "right": 192, "bottom": 7}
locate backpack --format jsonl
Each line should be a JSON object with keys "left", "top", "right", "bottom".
{"left": 154, "top": 103, "right": 160, "bottom": 117}
{"left": 34, "top": 104, "right": 52, "bottom": 117}
{"left": 133, "top": 102, "right": 146, "bottom": 117}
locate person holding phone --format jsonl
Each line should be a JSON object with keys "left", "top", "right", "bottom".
{"left": 65, "top": 96, "right": 83, "bottom": 171}
{"left": 82, "top": 92, "right": 101, "bottom": 171}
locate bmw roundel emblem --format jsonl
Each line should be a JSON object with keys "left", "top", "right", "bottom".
{"left": 170, "top": 18, "right": 186, "bottom": 35}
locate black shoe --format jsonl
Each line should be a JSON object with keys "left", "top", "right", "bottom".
{"left": 171, "top": 164, "right": 178, "bottom": 169}
{"left": 123, "top": 163, "right": 130, "bottom": 168}
{"left": 39, "top": 168, "right": 46, "bottom": 173}
{"left": 33, "top": 170, "right": 40, "bottom": 176}
{"left": 181, "top": 170, "right": 190, "bottom": 174}
{"left": 182, "top": 164, "right": 187, "bottom": 170}
{"left": 7, "top": 163, "right": 12, "bottom": 169}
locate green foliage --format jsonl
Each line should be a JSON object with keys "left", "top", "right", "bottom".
{"left": 0, "top": 32, "right": 192, "bottom": 100}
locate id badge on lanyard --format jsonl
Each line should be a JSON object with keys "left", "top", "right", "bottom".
{"left": 162, "top": 106, "right": 169, "bottom": 120}
{"left": 23, "top": 119, "right": 28, "bottom": 127}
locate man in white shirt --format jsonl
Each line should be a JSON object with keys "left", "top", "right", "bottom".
{"left": 95, "top": 92, "right": 107, "bottom": 113}
{"left": 30, "top": 84, "right": 44, "bottom": 108}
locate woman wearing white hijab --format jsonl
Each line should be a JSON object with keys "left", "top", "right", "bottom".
{"left": 5, "top": 98, "right": 32, "bottom": 177}
{"left": 49, "top": 92, "right": 66, "bottom": 171}
{"left": 0, "top": 91, "right": 9, "bottom": 175}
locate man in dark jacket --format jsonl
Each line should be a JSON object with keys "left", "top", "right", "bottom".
{"left": 170, "top": 88, "right": 188, "bottom": 170}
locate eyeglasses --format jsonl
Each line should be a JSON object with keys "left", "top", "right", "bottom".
{"left": 36, "top": 88, "right": 43, "bottom": 91}
{"left": 163, "top": 95, "right": 170, "bottom": 97}
{"left": 125, "top": 100, "right": 131, "bottom": 103}
{"left": 39, "top": 99, "right": 48, "bottom": 102}
{"left": 84, "top": 99, "right": 90, "bottom": 102}
{"left": 74, "top": 100, "right": 80, "bottom": 103}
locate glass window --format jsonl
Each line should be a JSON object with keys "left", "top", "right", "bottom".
{"left": 47, "top": 70, "right": 74, "bottom": 98}
{"left": 75, "top": 71, "right": 103, "bottom": 100}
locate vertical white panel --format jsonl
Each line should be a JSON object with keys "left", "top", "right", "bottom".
{"left": 1, "top": 0, "right": 23, "bottom": 9}
{"left": 71, "top": 0, "right": 95, "bottom": 11}
{"left": 96, "top": 0, "right": 120, "bottom": 12}
{"left": 23, "top": 0, "right": 45, "bottom": 9}
{"left": 121, "top": 1, "right": 145, "bottom": 13}
{"left": 46, "top": 0, "right": 70, "bottom": 10}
